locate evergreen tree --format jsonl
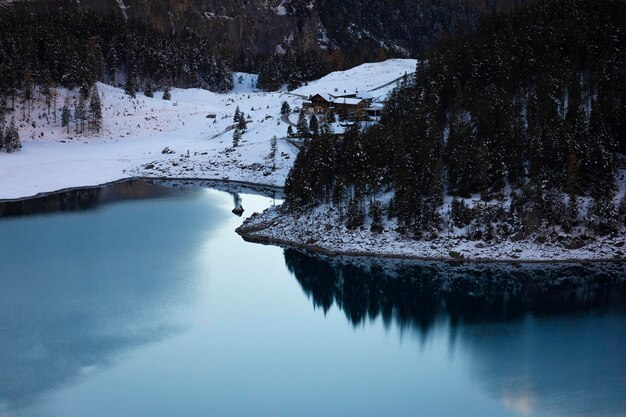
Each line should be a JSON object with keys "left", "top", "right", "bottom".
{"left": 124, "top": 68, "right": 137, "bottom": 98}
{"left": 281, "top": 101, "right": 291, "bottom": 115}
{"left": 270, "top": 135, "right": 278, "bottom": 170}
{"left": 237, "top": 113, "right": 247, "bottom": 131}
{"left": 79, "top": 81, "right": 91, "bottom": 102}
{"left": 61, "top": 96, "right": 71, "bottom": 134}
{"left": 4, "top": 117, "right": 20, "bottom": 153}
{"left": 22, "top": 70, "right": 33, "bottom": 117}
{"left": 282, "top": 0, "right": 626, "bottom": 239}
{"left": 296, "top": 110, "right": 309, "bottom": 137}
{"left": 162, "top": 86, "right": 172, "bottom": 101}
{"left": 75, "top": 96, "right": 87, "bottom": 133}
{"left": 309, "top": 114, "right": 319, "bottom": 136}
{"left": 144, "top": 79, "right": 154, "bottom": 98}
{"left": 232, "top": 127, "right": 242, "bottom": 147}
{"left": 257, "top": 55, "right": 282, "bottom": 91}
{"left": 233, "top": 106, "right": 242, "bottom": 123}
{"left": 89, "top": 86, "right": 103, "bottom": 132}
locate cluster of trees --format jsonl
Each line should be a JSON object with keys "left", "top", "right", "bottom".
{"left": 315, "top": 0, "right": 527, "bottom": 68}
{"left": 0, "top": 111, "right": 21, "bottom": 153}
{"left": 61, "top": 86, "right": 103, "bottom": 134}
{"left": 244, "top": 0, "right": 530, "bottom": 75}
{"left": 232, "top": 106, "right": 248, "bottom": 148}
{"left": 285, "top": 0, "right": 626, "bottom": 239}
{"left": 257, "top": 49, "right": 329, "bottom": 91}
{"left": 0, "top": 10, "right": 233, "bottom": 105}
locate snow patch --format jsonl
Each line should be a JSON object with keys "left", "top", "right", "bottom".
{"left": 115, "top": 0, "right": 128, "bottom": 20}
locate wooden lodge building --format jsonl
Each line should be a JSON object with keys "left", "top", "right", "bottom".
{"left": 303, "top": 91, "right": 382, "bottom": 120}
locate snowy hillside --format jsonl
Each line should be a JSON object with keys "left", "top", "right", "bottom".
{"left": 0, "top": 60, "right": 411, "bottom": 200}
{"left": 292, "top": 59, "right": 416, "bottom": 99}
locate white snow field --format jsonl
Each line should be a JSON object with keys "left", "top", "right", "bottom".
{"left": 0, "top": 60, "right": 416, "bottom": 200}
{"left": 292, "top": 59, "right": 416, "bottom": 99}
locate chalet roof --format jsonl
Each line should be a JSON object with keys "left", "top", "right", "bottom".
{"left": 355, "top": 91, "right": 376, "bottom": 100}
{"left": 333, "top": 97, "right": 366, "bottom": 106}
{"left": 309, "top": 93, "right": 334, "bottom": 102}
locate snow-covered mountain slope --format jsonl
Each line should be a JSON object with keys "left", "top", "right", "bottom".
{"left": 0, "top": 59, "right": 411, "bottom": 200}
{"left": 292, "top": 59, "right": 416, "bottom": 99}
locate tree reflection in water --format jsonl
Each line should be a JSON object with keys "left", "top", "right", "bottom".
{"left": 284, "top": 249, "right": 626, "bottom": 333}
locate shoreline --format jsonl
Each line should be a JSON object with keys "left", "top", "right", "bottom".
{"left": 238, "top": 231, "right": 626, "bottom": 265}
{"left": 2, "top": 175, "right": 625, "bottom": 264}
{"left": 236, "top": 208, "right": 626, "bottom": 265}
{"left": 0, "top": 176, "right": 284, "bottom": 204}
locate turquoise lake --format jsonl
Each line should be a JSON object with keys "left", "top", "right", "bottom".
{"left": 0, "top": 180, "right": 624, "bottom": 417}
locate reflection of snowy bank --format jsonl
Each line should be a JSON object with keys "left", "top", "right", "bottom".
{"left": 0, "top": 178, "right": 282, "bottom": 217}
{"left": 239, "top": 206, "right": 626, "bottom": 262}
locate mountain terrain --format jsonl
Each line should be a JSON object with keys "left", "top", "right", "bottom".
{"left": 0, "top": 0, "right": 526, "bottom": 68}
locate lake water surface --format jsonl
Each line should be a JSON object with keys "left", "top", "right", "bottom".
{"left": 0, "top": 181, "right": 625, "bottom": 417}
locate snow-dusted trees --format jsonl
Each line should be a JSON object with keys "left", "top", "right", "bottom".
{"left": 89, "top": 87, "right": 103, "bottom": 133}
{"left": 270, "top": 136, "right": 278, "bottom": 170}
{"left": 0, "top": 11, "right": 233, "bottom": 96}
{"left": 61, "top": 97, "right": 71, "bottom": 134}
{"left": 144, "top": 79, "right": 154, "bottom": 98}
{"left": 124, "top": 67, "right": 137, "bottom": 98}
{"left": 22, "top": 70, "right": 33, "bottom": 117}
{"left": 256, "top": 49, "right": 328, "bottom": 92}
{"left": 284, "top": 0, "right": 626, "bottom": 238}
{"left": 233, "top": 106, "right": 247, "bottom": 131}
{"left": 296, "top": 110, "right": 309, "bottom": 137}
{"left": 256, "top": 55, "right": 282, "bottom": 91}
{"left": 162, "top": 86, "right": 171, "bottom": 101}
{"left": 3, "top": 117, "right": 21, "bottom": 153}
{"left": 281, "top": 101, "right": 291, "bottom": 115}
{"left": 232, "top": 128, "right": 242, "bottom": 148}
{"left": 75, "top": 96, "right": 87, "bottom": 133}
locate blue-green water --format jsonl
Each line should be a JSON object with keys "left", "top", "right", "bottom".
{"left": 0, "top": 181, "right": 625, "bottom": 417}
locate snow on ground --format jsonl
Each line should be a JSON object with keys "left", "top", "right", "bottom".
{"left": 0, "top": 79, "right": 299, "bottom": 200}
{"left": 1, "top": 58, "right": 623, "bottom": 262}
{"left": 0, "top": 60, "right": 416, "bottom": 200}
{"left": 292, "top": 59, "right": 417, "bottom": 99}
{"left": 237, "top": 206, "right": 626, "bottom": 262}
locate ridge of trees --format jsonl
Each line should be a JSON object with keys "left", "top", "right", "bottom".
{"left": 285, "top": 0, "right": 626, "bottom": 238}
{"left": 0, "top": 10, "right": 233, "bottom": 103}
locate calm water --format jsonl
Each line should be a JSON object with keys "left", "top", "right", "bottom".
{"left": 0, "top": 181, "right": 625, "bottom": 417}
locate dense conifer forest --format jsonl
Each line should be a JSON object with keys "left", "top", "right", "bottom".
{"left": 0, "top": 10, "right": 233, "bottom": 101}
{"left": 285, "top": 0, "right": 626, "bottom": 240}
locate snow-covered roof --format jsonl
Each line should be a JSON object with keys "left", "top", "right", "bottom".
{"left": 333, "top": 98, "right": 365, "bottom": 105}
{"left": 355, "top": 91, "right": 376, "bottom": 100}
{"left": 309, "top": 93, "right": 334, "bottom": 102}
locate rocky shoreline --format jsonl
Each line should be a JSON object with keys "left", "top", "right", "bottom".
{"left": 237, "top": 206, "right": 626, "bottom": 263}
